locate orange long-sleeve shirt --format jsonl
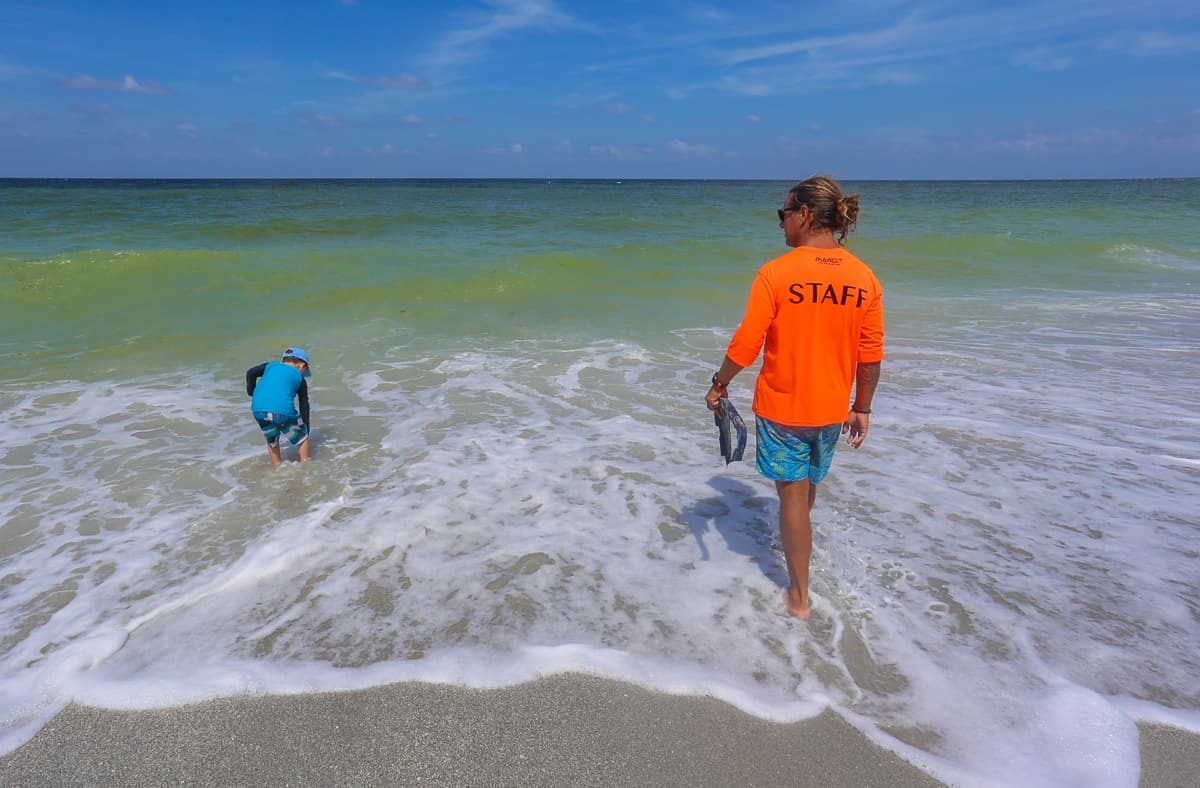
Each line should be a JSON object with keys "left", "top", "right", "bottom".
{"left": 726, "top": 245, "right": 884, "bottom": 427}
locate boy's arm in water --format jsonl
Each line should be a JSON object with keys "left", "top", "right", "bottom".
{"left": 298, "top": 379, "right": 310, "bottom": 426}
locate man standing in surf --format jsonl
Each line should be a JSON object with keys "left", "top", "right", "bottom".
{"left": 705, "top": 175, "right": 884, "bottom": 619}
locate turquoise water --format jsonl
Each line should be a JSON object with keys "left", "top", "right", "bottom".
{"left": 2, "top": 178, "right": 1199, "bottom": 785}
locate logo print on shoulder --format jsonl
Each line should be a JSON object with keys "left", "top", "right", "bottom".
{"left": 815, "top": 256, "right": 841, "bottom": 265}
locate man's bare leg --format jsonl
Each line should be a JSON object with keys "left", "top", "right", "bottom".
{"left": 776, "top": 479, "right": 819, "bottom": 618}
{"left": 298, "top": 437, "right": 310, "bottom": 462}
{"left": 266, "top": 443, "right": 282, "bottom": 466}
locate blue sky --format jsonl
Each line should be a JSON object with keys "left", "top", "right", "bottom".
{"left": 2, "top": 0, "right": 1198, "bottom": 179}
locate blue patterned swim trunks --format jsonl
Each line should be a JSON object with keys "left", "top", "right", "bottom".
{"left": 253, "top": 411, "right": 308, "bottom": 447}
{"left": 755, "top": 416, "right": 842, "bottom": 483}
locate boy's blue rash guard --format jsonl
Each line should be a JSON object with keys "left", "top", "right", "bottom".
{"left": 246, "top": 362, "right": 310, "bottom": 425}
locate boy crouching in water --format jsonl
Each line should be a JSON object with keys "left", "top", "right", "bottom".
{"left": 246, "top": 347, "right": 312, "bottom": 465}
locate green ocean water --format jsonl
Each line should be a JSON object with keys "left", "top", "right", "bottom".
{"left": 5, "top": 178, "right": 1195, "bottom": 380}
{"left": 2, "top": 179, "right": 774, "bottom": 378}
{"left": 2, "top": 178, "right": 1199, "bottom": 784}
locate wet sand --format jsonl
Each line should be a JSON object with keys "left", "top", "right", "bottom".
{"left": 1, "top": 674, "right": 1195, "bottom": 786}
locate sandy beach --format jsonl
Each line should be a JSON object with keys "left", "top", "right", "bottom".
{"left": 0, "top": 674, "right": 1195, "bottom": 787}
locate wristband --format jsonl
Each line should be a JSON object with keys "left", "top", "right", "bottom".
{"left": 850, "top": 405, "right": 871, "bottom": 414}
{"left": 711, "top": 372, "right": 727, "bottom": 388}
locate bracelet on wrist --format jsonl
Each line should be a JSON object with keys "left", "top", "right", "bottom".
{"left": 850, "top": 405, "right": 871, "bottom": 414}
{"left": 711, "top": 372, "right": 727, "bottom": 388}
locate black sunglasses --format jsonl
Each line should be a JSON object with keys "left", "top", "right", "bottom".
{"left": 777, "top": 205, "right": 803, "bottom": 222}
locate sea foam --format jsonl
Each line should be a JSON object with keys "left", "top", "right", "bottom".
{"left": 2, "top": 310, "right": 1198, "bottom": 787}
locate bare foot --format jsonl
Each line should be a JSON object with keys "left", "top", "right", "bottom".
{"left": 784, "top": 589, "right": 809, "bottom": 619}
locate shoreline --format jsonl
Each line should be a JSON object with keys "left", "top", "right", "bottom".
{"left": 2, "top": 674, "right": 1196, "bottom": 786}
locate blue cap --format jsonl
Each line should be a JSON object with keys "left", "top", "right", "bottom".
{"left": 282, "top": 347, "right": 312, "bottom": 377}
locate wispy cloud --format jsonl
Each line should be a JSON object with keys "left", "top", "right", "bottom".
{"left": 486, "top": 142, "right": 525, "bottom": 155}
{"left": 666, "top": 139, "right": 715, "bottom": 156}
{"left": 719, "top": 4, "right": 1133, "bottom": 68}
{"left": 0, "top": 60, "right": 29, "bottom": 81}
{"left": 176, "top": 123, "right": 199, "bottom": 138}
{"left": 683, "top": 5, "right": 730, "bottom": 25}
{"left": 595, "top": 102, "right": 637, "bottom": 115}
{"left": 1014, "top": 47, "right": 1072, "bottom": 71}
{"left": 64, "top": 74, "right": 172, "bottom": 95}
{"left": 992, "top": 132, "right": 1054, "bottom": 152}
{"left": 358, "top": 73, "right": 431, "bottom": 90}
{"left": 679, "top": 3, "right": 1149, "bottom": 97}
{"left": 715, "top": 75, "right": 771, "bottom": 97}
{"left": 983, "top": 125, "right": 1127, "bottom": 153}
{"left": 587, "top": 144, "right": 650, "bottom": 160}
{"left": 428, "top": 0, "right": 583, "bottom": 71}
{"left": 303, "top": 112, "right": 343, "bottom": 128}
{"left": 722, "top": 16, "right": 918, "bottom": 66}
{"left": 325, "top": 70, "right": 431, "bottom": 90}
{"left": 73, "top": 102, "right": 114, "bottom": 116}
{"left": 1102, "top": 31, "right": 1200, "bottom": 57}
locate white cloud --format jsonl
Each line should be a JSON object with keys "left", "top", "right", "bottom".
{"left": 745, "top": 114, "right": 761, "bottom": 124}
{"left": 640, "top": 114, "right": 657, "bottom": 123}
{"left": 553, "top": 138, "right": 574, "bottom": 153}
{"left": 321, "top": 146, "right": 336, "bottom": 158}
{"left": 176, "top": 123, "right": 199, "bottom": 138}
{"left": 665, "top": 139, "right": 715, "bottom": 156}
{"left": 402, "top": 114, "right": 424, "bottom": 125}
{"left": 65, "top": 73, "right": 172, "bottom": 95}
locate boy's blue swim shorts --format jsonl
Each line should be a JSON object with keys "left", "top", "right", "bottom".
{"left": 755, "top": 416, "right": 842, "bottom": 483}
{"left": 253, "top": 411, "right": 308, "bottom": 447}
